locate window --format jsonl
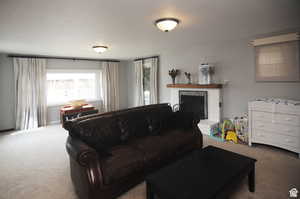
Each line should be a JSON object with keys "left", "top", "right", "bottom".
{"left": 143, "top": 62, "right": 151, "bottom": 105}
{"left": 46, "top": 70, "right": 101, "bottom": 106}
{"left": 254, "top": 33, "right": 300, "bottom": 81}
{"left": 133, "top": 57, "right": 158, "bottom": 106}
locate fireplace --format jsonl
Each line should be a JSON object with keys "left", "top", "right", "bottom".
{"left": 169, "top": 86, "right": 221, "bottom": 123}
{"left": 179, "top": 90, "right": 208, "bottom": 120}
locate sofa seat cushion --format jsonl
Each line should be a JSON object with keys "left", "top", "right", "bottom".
{"left": 129, "top": 136, "right": 173, "bottom": 164}
{"left": 100, "top": 145, "right": 144, "bottom": 185}
{"left": 160, "top": 129, "right": 198, "bottom": 153}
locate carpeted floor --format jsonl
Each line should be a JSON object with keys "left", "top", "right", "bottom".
{"left": 0, "top": 125, "right": 299, "bottom": 199}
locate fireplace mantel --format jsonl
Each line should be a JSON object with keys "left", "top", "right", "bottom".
{"left": 167, "top": 84, "right": 222, "bottom": 89}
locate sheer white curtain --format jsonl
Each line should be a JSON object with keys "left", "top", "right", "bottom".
{"left": 133, "top": 58, "right": 158, "bottom": 106}
{"left": 134, "top": 60, "right": 144, "bottom": 106}
{"left": 13, "top": 58, "right": 47, "bottom": 130}
{"left": 102, "top": 61, "right": 120, "bottom": 112}
{"left": 147, "top": 57, "right": 158, "bottom": 104}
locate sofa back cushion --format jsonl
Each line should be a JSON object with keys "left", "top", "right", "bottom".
{"left": 68, "top": 104, "right": 174, "bottom": 151}
{"left": 145, "top": 105, "right": 171, "bottom": 135}
{"left": 113, "top": 104, "right": 174, "bottom": 139}
{"left": 71, "top": 116, "right": 122, "bottom": 154}
{"left": 116, "top": 109, "right": 150, "bottom": 139}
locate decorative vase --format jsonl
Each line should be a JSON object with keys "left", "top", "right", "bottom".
{"left": 172, "top": 77, "right": 176, "bottom": 84}
{"left": 199, "top": 64, "right": 214, "bottom": 85}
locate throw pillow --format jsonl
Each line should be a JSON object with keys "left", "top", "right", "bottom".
{"left": 117, "top": 118, "right": 131, "bottom": 142}
{"left": 147, "top": 116, "right": 162, "bottom": 135}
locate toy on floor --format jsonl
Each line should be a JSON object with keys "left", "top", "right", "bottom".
{"left": 233, "top": 114, "right": 248, "bottom": 144}
{"left": 221, "top": 120, "right": 239, "bottom": 143}
{"left": 210, "top": 123, "right": 223, "bottom": 141}
{"left": 225, "top": 131, "right": 238, "bottom": 143}
{"left": 221, "top": 120, "right": 235, "bottom": 139}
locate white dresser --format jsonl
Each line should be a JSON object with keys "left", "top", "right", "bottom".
{"left": 248, "top": 100, "right": 300, "bottom": 158}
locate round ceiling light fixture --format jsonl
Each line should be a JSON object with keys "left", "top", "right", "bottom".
{"left": 93, "top": 45, "right": 108, "bottom": 53}
{"left": 155, "top": 18, "right": 180, "bottom": 32}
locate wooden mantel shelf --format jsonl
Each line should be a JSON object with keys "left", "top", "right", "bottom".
{"left": 167, "top": 83, "right": 222, "bottom": 89}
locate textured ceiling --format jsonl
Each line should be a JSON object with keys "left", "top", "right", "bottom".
{"left": 0, "top": 0, "right": 299, "bottom": 59}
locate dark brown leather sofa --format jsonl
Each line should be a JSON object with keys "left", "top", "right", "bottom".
{"left": 65, "top": 103, "right": 203, "bottom": 199}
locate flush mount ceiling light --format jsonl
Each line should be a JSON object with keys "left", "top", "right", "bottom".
{"left": 93, "top": 45, "right": 108, "bottom": 53}
{"left": 155, "top": 18, "right": 180, "bottom": 32}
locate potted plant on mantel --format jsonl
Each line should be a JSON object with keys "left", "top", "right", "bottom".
{"left": 184, "top": 72, "right": 191, "bottom": 84}
{"left": 168, "top": 69, "right": 180, "bottom": 84}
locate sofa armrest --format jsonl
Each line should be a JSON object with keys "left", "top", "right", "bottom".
{"left": 66, "top": 136, "right": 97, "bottom": 166}
{"left": 66, "top": 136, "right": 104, "bottom": 188}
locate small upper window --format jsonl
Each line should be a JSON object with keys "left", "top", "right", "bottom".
{"left": 253, "top": 33, "right": 300, "bottom": 82}
{"left": 46, "top": 70, "right": 101, "bottom": 106}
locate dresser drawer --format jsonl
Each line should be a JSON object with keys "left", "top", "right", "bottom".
{"left": 253, "top": 120, "right": 300, "bottom": 137}
{"left": 274, "top": 113, "right": 300, "bottom": 126}
{"left": 252, "top": 111, "right": 300, "bottom": 126}
{"left": 253, "top": 129, "right": 300, "bottom": 149}
{"left": 249, "top": 102, "right": 274, "bottom": 112}
{"left": 276, "top": 103, "right": 300, "bottom": 115}
{"left": 252, "top": 111, "right": 273, "bottom": 121}
{"left": 249, "top": 101, "right": 300, "bottom": 115}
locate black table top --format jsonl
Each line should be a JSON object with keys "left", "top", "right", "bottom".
{"left": 146, "top": 145, "right": 257, "bottom": 199}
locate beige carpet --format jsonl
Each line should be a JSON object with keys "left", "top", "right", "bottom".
{"left": 0, "top": 125, "right": 299, "bottom": 199}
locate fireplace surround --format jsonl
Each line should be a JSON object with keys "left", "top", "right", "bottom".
{"left": 169, "top": 86, "right": 221, "bottom": 123}
{"left": 169, "top": 85, "right": 222, "bottom": 135}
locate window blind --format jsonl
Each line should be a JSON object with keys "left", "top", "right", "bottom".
{"left": 254, "top": 34, "right": 300, "bottom": 82}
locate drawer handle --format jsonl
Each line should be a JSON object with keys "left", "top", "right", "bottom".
{"left": 257, "top": 133, "right": 264, "bottom": 137}
{"left": 285, "top": 129, "right": 291, "bottom": 132}
{"left": 258, "top": 124, "right": 264, "bottom": 127}
{"left": 285, "top": 118, "right": 292, "bottom": 121}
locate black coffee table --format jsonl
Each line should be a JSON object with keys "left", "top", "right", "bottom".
{"left": 146, "top": 146, "right": 257, "bottom": 199}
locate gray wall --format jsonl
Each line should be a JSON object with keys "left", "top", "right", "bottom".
{"left": 0, "top": 54, "right": 15, "bottom": 130}
{"left": 0, "top": 55, "right": 129, "bottom": 129}
{"left": 126, "top": 39, "right": 300, "bottom": 118}
{"left": 3, "top": 36, "right": 300, "bottom": 129}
